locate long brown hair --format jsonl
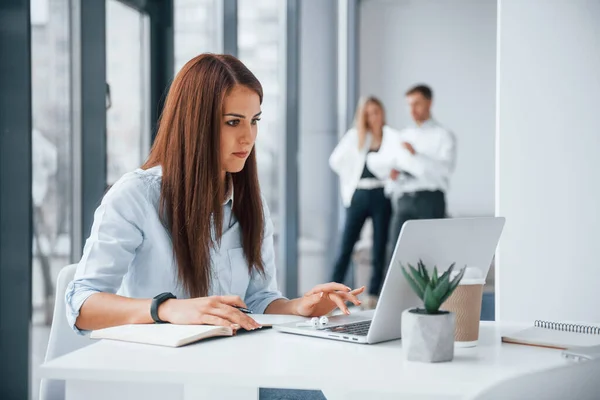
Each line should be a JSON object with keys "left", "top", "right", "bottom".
{"left": 143, "top": 54, "right": 265, "bottom": 298}
{"left": 354, "top": 96, "right": 386, "bottom": 149}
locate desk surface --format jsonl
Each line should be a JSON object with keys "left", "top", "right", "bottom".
{"left": 41, "top": 322, "right": 568, "bottom": 398}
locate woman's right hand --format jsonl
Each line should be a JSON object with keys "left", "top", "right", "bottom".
{"left": 158, "top": 295, "right": 261, "bottom": 331}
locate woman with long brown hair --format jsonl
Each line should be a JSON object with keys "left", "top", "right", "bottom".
{"left": 329, "top": 96, "right": 398, "bottom": 309}
{"left": 65, "top": 54, "right": 363, "bottom": 388}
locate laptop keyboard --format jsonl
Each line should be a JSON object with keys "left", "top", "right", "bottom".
{"left": 323, "top": 320, "right": 371, "bottom": 336}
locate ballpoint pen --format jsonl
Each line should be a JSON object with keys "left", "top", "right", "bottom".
{"left": 232, "top": 305, "right": 253, "bottom": 314}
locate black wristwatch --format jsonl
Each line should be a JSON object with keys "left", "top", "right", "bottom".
{"left": 151, "top": 292, "right": 176, "bottom": 324}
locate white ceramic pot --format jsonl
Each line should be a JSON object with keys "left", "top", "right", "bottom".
{"left": 401, "top": 308, "right": 456, "bottom": 363}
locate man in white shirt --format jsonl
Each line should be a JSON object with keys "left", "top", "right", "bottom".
{"left": 366, "top": 85, "right": 456, "bottom": 262}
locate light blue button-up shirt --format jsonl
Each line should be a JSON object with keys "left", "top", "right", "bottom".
{"left": 65, "top": 166, "right": 285, "bottom": 333}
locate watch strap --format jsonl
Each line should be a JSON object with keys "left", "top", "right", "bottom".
{"left": 151, "top": 292, "right": 176, "bottom": 323}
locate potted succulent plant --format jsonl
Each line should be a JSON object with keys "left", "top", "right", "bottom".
{"left": 400, "top": 260, "right": 465, "bottom": 363}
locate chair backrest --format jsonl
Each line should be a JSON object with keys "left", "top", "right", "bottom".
{"left": 469, "top": 357, "right": 600, "bottom": 400}
{"left": 39, "top": 264, "right": 93, "bottom": 400}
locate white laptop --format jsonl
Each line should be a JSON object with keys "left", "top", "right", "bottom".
{"left": 274, "top": 217, "right": 505, "bottom": 344}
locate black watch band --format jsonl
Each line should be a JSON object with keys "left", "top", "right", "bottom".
{"left": 151, "top": 292, "right": 176, "bottom": 324}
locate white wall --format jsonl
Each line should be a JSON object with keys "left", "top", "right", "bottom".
{"left": 496, "top": 0, "right": 600, "bottom": 323}
{"left": 359, "top": 0, "right": 497, "bottom": 217}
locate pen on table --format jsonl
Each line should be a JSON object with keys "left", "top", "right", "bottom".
{"left": 233, "top": 305, "right": 253, "bottom": 314}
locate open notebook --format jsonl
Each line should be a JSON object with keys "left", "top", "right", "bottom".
{"left": 90, "top": 314, "right": 305, "bottom": 348}
{"left": 502, "top": 320, "right": 600, "bottom": 350}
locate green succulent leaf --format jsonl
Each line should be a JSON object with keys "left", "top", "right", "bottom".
{"left": 439, "top": 266, "right": 467, "bottom": 304}
{"left": 432, "top": 266, "right": 439, "bottom": 287}
{"left": 417, "top": 259, "right": 430, "bottom": 283}
{"left": 423, "top": 284, "right": 441, "bottom": 314}
{"left": 453, "top": 265, "right": 467, "bottom": 286}
{"left": 408, "top": 263, "right": 427, "bottom": 292}
{"left": 401, "top": 264, "right": 425, "bottom": 300}
{"left": 401, "top": 260, "right": 466, "bottom": 313}
{"left": 432, "top": 271, "right": 451, "bottom": 301}
{"left": 436, "top": 267, "right": 452, "bottom": 290}
{"left": 438, "top": 262, "right": 456, "bottom": 283}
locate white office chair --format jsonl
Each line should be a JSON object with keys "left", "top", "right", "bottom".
{"left": 469, "top": 357, "right": 600, "bottom": 400}
{"left": 39, "top": 264, "right": 93, "bottom": 400}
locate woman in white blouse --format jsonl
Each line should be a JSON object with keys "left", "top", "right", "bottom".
{"left": 329, "top": 97, "right": 398, "bottom": 308}
{"left": 66, "top": 54, "right": 363, "bottom": 361}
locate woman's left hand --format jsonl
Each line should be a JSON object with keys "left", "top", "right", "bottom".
{"left": 295, "top": 283, "right": 365, "bottom": 317}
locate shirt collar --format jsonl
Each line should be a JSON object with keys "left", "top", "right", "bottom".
{"left": 413, "top": 118, "right": 436, "bottom": 128}
{"left": 223, "top": 173, "right": 234, "bottom": 206}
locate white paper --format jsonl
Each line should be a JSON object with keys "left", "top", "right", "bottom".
{"left": 250, "top": 314, "right": 306, "bottom": 327}
{"left": 90, "top": 324, "right": 230, "bottom": 347}
{"left": 506, "top": 325, "right": 600, "bottom": 348}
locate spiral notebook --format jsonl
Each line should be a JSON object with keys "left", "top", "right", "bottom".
{"left": 502, "top": 320, "right": 600, "bottom": 350}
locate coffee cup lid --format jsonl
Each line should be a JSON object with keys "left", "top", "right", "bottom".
{"left": 458, "top": 278, "right": 486, "bottom": 285}
{"left": 451, "top": 266, "right": 486, "bottom": 285}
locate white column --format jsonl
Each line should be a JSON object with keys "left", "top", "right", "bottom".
{"left": 496, "top": 0, "right": 600, "bottom": 322}
{"left": 298, "top": 0, "right": 339, "bottom": 294}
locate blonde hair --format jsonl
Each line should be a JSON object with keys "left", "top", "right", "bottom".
{"left": 354, "top": 96, "right": 386, "bottom": 149}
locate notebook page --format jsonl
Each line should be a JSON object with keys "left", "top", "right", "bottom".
{"left": 504, "top": 326, "right": 600, "bottom": 349}
{"left": 250, "top": 314, "right": 305, "bottom": 327}
{"left": 90, "top": 324, "right": 231, "bottom": 347}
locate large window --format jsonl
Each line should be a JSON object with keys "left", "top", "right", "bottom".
{"left": 30, "top": 0, "right": 71, "bottom": 396}
{"left": 106, "top": 0, "right": 151, "bottom": 185}
{"left": 238, "top": 0, "right": 286, "bottom": 286}
{"left": 238, "top": 0, "right": 285, "bottom": 227}
{"left": 174, "top": 0, "right": 222, "bottom": 74}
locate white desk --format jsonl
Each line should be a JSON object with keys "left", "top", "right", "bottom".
{"left": 40, "top": 322, "right": 568, "bottom": 400}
